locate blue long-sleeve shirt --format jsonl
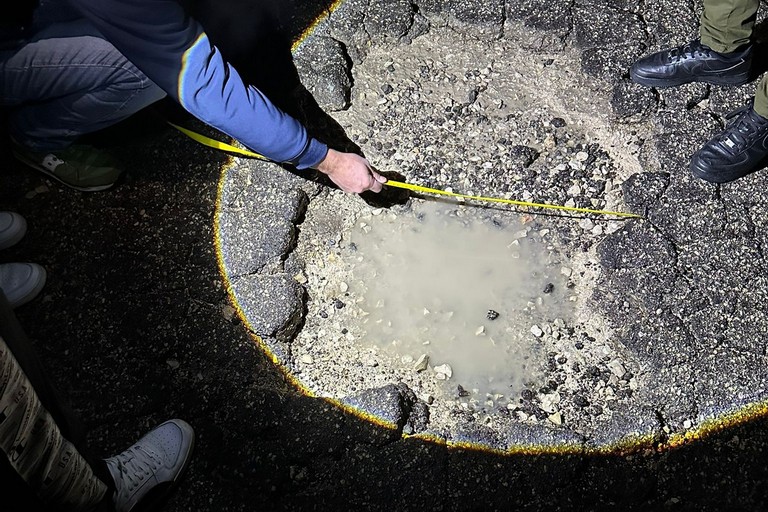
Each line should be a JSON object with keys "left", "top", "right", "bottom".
{"left": 65, "top": 0, "right": 328, "bottom": 169}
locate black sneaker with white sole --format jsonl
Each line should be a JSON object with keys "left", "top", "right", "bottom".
{"left": 690, "top": 101, "right": 768, "bottom": 183}
{"left": 630, "top": 39, "right": 752, "bottom": 88}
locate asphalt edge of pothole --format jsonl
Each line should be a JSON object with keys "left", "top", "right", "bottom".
{"left": 210, "top": 2, "right": 768, "bottom": 456}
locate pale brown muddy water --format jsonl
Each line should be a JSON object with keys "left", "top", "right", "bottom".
{"left": 346, "top": 200, "right": 573, "bottom": 400}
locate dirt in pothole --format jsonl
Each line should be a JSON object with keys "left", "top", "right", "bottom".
{"left": 288, "top": 25, "right": 645, "bottom": 439}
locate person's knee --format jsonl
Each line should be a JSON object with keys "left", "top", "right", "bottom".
{"left": 139, "top": 79, "right": 167, "bottom": 105}
{"left": 106, "top": 50, "right": 167, "bottom": 105}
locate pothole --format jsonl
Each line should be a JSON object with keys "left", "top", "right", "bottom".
{"left": 215, "top": 0, "right": 768, "bottom": 455}
{"left": 262, "top": 22, "right": 647, "bottom": 445}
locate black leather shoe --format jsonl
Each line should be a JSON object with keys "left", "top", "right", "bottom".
{"left": 630, "top": 39, "right": 752, "bottom": 88}
{"left": 691, "top": 101, "right": 768, "bottom": 183}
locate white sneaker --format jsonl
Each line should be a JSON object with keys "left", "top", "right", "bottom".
{"left": 0, "top": 212, "right": 27, "bottom": 250}
{"left": 0, "top": 262, "right": 46, "bottom": 308}
{"left": 105, "top": 419, "right": 195, "bottom": 512}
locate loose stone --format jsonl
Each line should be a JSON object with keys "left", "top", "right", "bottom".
{"left": 573, "top": 395, "right": 590, "bottom": 408}
{"left": 221, "top": 304, "right": 236, "bottom": 321}
{"left": 567, "top": 184, "right": 582, "bottom": 196}
{"left": 551, "top": 117, "right": 566, "bottom": 128}
{"left": 457, "top": 385, "right": 470, "bottom": 397}
{"left": 540, "top": 393, "right": 560, "bottom": 413}
{"left": 414, "top": 354, "right": 429, "bottom": 372}
{"left": 530, "top": 325, "right": 544, "bottom": 337}
{"left": 434, "top": 364, "right": 453, "bottom": 379}
{"left": 486, "top": 309, "right": 499, "bottom": 320}
{"left": 607, "top": 360, "right": 626, "bottom": 378}
{"left": 548, "top": 411, "right": 563, "bottom": 425}
{"left": 301, "top": 355, "right": 314, "bottom": 365}
{"left": 543, "top": 283, "right": 554, "bottom": 294}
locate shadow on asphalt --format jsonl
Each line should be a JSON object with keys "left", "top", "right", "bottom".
{"left": 2, "top": 1, "right": 768, "bottom": 510}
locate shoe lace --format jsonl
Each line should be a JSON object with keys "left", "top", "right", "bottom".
{"left": 112, "top": 446, "right": 163, "bottom": 492}
{"left": 669, "top": 40, "right": 707, "bottom": 61}
{"left": 717, "top": 100, "right": 766, "bottom": 153}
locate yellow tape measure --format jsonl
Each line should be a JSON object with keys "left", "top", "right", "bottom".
{"left": 169, "top": 123, "right": 642, "bottom": 219}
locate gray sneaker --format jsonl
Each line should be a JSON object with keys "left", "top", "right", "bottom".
{"left": 12, "top": 142, "right": 123, "bottom": 192}
{"left": 105, "top": 419, "right": 195, "bottom": 512}
{"left": 0, "top": 262, "right": 46, "bottom": 308}
{"left": 0, "top": 212, "right": 27, "bottom": 250}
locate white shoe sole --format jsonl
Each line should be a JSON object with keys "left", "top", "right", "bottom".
{"left": 0, "top": 213, "right": 27, "bottom": 251}
{"left": 1, "top": 263, "right": 46, "bottom": 308}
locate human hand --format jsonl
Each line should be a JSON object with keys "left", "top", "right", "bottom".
{"left": 315, "top": 149, "right": 387, "bottom": 194}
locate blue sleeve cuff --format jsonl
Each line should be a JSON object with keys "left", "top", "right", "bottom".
{"left": 293, "top": 138, "right": 328, "bottom": 170}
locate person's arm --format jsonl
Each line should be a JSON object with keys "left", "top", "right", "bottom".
{"left": 67, "top": 0, "right": 384, "bottom": 192}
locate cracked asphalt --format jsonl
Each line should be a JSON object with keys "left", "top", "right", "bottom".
{"left": 3, "top": 0, "right": 768, "bottom": 510}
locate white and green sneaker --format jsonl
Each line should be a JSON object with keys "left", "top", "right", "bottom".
{"left": 105, "top": 419, "right": 195, "bottom": 512}
{"left": 12, "top": 143, "right": 123, "bottom": 192}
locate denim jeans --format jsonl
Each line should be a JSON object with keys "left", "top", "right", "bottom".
{"left": 0, "top": 17, "right": 166, "bottom": 152}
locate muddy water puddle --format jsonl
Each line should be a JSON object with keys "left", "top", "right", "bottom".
{"left": 343, "top": 200, "right": 573, "bottom": 400}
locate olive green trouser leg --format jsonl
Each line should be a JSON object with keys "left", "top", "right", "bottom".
{"left": 700, "top": 0, "right": 768, "bottom": 118}
{"left": 755, "top": 77, "right": 768, "bottom": 118}
{"left": 700, "top": 0, "right": 758, "bottom": 53}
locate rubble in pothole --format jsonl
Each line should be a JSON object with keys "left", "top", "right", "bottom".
{"left": 284, "top": 26, "right": 645, "bottom": 440}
